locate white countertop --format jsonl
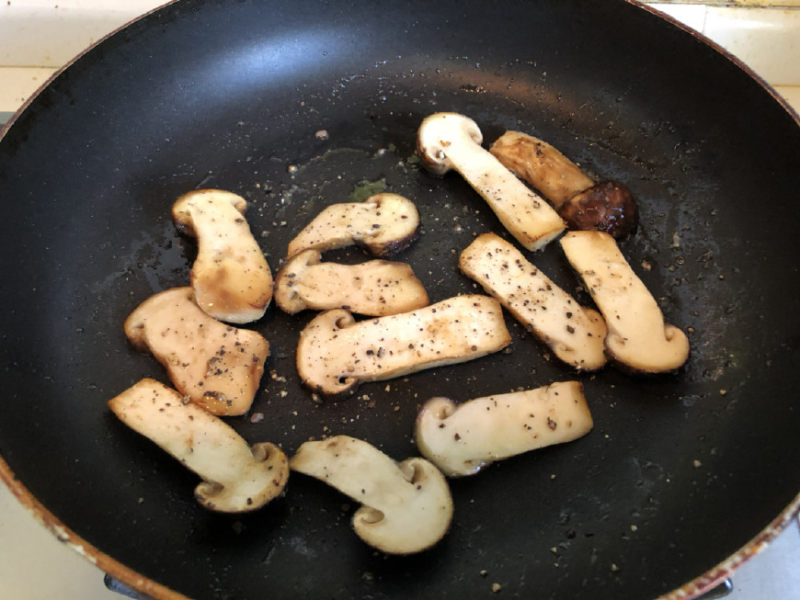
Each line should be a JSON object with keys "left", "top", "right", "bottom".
{"left": 0, "top": 2, "right": 798, "bottom": 599}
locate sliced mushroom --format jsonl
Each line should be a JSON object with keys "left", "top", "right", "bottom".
{"left": 415, "top": 381, "right": 593, "bottom": 477}
{"left": 490, "top": 131, "right": 638, "bottom": 238}
{"left": 559, "top": 230, "right": 689, "bottom": 372}
{"left": 124, "top": 287, "right": 269, "bottom": 416}
{"left": 274, "top": 249, "right": 429, "bottom": 316}
{"left": 287, "top": 193, "right": 420, "bottom": 258}
{"left": 459, "top": 232, "right": 607, "bottom": 371}
{"left": 416, "top": 112, "right": 565, "bottom": 251}
{"left": 172, "top": 189, "right": 273, "bottom": 323}
{"left": 296, "top": 294, "right": 511, "bottom": 397}
{"left": 109, "top": 378, "right": 288, "bottom": 513}
{"left": 289, "top": 435, "right": 453, "bottom": 554}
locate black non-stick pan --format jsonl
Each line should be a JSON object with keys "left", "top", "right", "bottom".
{"left": 1, "top": 1, "right": 798, "bottom": 598}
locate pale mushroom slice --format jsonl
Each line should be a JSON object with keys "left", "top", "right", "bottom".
{"left": 415, "top": 381, "right": 593, "bottom": 477}
{"left": 124, "top": 287, "right": 269, "bottom": 416}
{"left": 287, "top": 193, "right": 420, "bottom": 258}
{"left": 290, "top": 435, "right": 453, "bottom": 554}
{"left": 416, "top": 112, "right": 565, "bottom": 251}
{"left": 274, "top": 249, "right": 429, "bottom": 316}
{"left": 560, "top": 230, "right": 689, "bottom": 372}
{"left": 459, "top": 232, "right": 607, "bottom": 371}
{"left": 109, "top": 378, "right": 289, "bottom": 513}
{"left": 173, "top": 189, "right": 273, "bottom": 324}
{"left": 296, "top": 294, "right": 511, "bottom": 397}
{"left": 490, "top": 130, "right": 638, "bottom": 238}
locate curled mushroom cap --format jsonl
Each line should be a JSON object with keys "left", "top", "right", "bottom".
{"left": 416, "top": 112, "right": 565, "bottom": 251}
{"left": 124, "top": 287, "right": 269, "bottom": 416}
{"left": 109, "top": 378, "right": 289, "bottom": 513}
{"left": 415, "top": 381, "right": 593, "bottom": 477}
{"left": 290, "top": 435, "right": 453, "bottom": 554}
{"left": 173, "top": 189, "right": 273, "bottom": 323}
{"left": 287, "top": 193, "right": 420, "bottom": 258}
{"left": 557, "top": 181, "right": 637, "bottom": 239}
{"left": 490, "top": 130, "right": 638, "bottom": 238}
{"left": 560, "top": 230, "right": 689, "bottom": 373}
{"left": 274, "top": 249, "right": 429, "bottom": 316}
{"left": 295, "top": 295, "right": 511, "bottom": 397}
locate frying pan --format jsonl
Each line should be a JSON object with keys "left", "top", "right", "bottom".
{"left": 1, "top": 1, "right": 798, "bottom": 598}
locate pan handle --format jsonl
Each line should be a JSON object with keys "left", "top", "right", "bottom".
{"left": 694, "top": 579, "right": 733, "bottom": 599}
{"left": 104, "top": 573, "right": 153, "bottom": 600}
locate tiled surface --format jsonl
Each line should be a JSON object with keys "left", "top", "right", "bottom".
{"left": 0, "top": 2, "right": 799, "bottom": 116}
{"left": 704, "top": 7, "right": 800, "bottom": 84}
{"left": 0, "top": 66, "right": 56, "bottom": 120}
{"left": 0, "top": 0, "right": 167, "bottom": 66}
{"left": 0, "top": 483, "right": 119, "bottom": 600}
{"left": 0, "top": 2, "right": 798, "bottom": 600}
{"left": 650, "top": 3, "right": 800, "bottom": 85}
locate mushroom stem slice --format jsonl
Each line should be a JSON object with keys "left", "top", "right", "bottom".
{"left": 274, "top": 249, "right": 429, "bottom": 316}
{"left": 290, "top": 435, "right": 453, "bottom": 554}
{"left": 415, "top": 381, "right": 593, "bottom": 477}
{"left": 287, "top": 193, "right": 420, "bottom": 258}
{"left": 489, "top": 130, "right": 594, "bottom": 208}
{"left": 296, "top": 294, "right": 511, "bottom": 397}
{"left": 416, "top": 113, "right": 565, "bottom": 251}
{"left": 109, "top": 378, "right": 289, "bottom": 513}
{"left": 124, "top": 287, "right": 269, "bottom": 416}
{"left": 459, "top": 232, "right": 607, "bottom": 371}
{"left": 490, "top": 131, "right": 638, "bottom": 238}
{"left": 172, "top": 189, "right": 273, "bottom": 324}
{"left": 559, "top": 230, "right": 689, "bottom": 373}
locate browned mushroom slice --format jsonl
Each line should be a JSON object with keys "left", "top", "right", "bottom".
{"left": 296, "top": 295, "right": 511, "bottom": 397}
{"left": 124, "top": 287, "right": 269, "bottom": 416}
{"left": 459, "top": 232, "right": 607, "bottom": 371}
{"left": 416, "top": 113, "right": 566, "bottom": 251}
{"left": 560, "top": 230, "right": 689, "bottom": 373}
{"left": 290, "top": 435, "right": 453, "bottom": 554}
{"left": 415, "top": 381, "right": 593, "bottom": 477}
{"left": 274, "top": 249, "right": 429, "bottom": 316}
{"left": 109, "top": 378, "right": 288, "bottom": 513}
{"left": 172, "top": 189, "right": 273, "bottom": 324}
{"left": 287, "top": 193, "right": 420, "bottom": 258}
{"left": 490, "top": 131, "right": 638, "bottom": 238}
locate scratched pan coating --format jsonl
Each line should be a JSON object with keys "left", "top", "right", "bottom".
{"left": 0, "top": 1, "right": 798, "bottom": 599}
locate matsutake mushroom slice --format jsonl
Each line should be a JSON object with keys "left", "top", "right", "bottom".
{"left": 274, "top": 249, "right": 429, "bottom": 316}
{"left": 560, "top": 230, "right": 689, "bottom": 373}
{"left": 459, "top": 232, "right": 607, "bottom": 371}
{"left": 124, "top": 287, "right": 269, "bottom": 416}
{"left": 172, "top": 189, "right": 273, "bottom": 324}
{"left": 296, "top": 295, "right": 511, "bottom": 397}
{"left": 490, "top": 130, "right": 638, "bottom": 239}
{"left": 416, "top": 112, "right": 565, "bottom": 251}
{"left": 109, "top": 378, "right": 289, "bottom": 513}
{"left": 415, "top": 381, "right": 593, "bottom": 477}
{"left": 287, "top": 193, "right": 420, "bottom": 258}
{"left": 289, "top": 435, "right": 453, "bottom": 554}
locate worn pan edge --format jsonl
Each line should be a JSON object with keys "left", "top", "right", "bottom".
{"left": 660, "top": 492, "right": 800, "bottom": 599}
{"left": 0, "top": 456, "right": 187, "bottom": 600}
{"left": 2, "top": 452, "right": 799, "bottom": 600}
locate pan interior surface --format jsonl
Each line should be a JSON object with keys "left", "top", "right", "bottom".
{"left": 0, "top": 1, "right": 798, "bottom": 599}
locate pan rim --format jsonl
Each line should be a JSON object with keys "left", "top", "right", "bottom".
{"left": 2, "top": 454, "right": 799, "bottom": 600}
{"left": 1, "top": 1, "right": 798, "bottom": 598}
{"left": 631, "top": 1, "right": 799, "bottom": 124}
